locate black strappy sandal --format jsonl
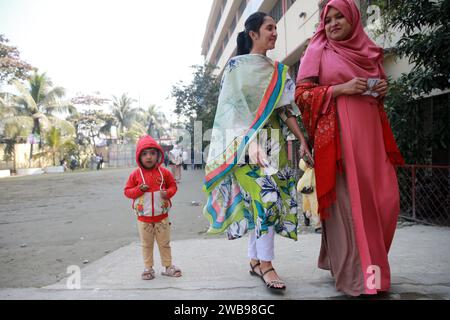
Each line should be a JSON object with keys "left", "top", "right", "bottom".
{"left": 249, "top": 261, "right": 262, "bottom": 277}
{"left": 260, "top": 267, "right": 286, "bottom": 291}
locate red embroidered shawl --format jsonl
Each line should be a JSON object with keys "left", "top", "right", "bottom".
{"left": 295, "top": 82, "right": 404, "bottom": 220}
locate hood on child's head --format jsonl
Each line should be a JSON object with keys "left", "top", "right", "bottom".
{"left": 136, "top": 135, "right": 164, "bottom": 169}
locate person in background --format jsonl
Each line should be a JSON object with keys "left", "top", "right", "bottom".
{"left": 169, "top": 145, "right": 183, "bottom": 182}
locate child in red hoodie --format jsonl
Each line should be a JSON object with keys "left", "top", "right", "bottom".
{"left": 124, "top": 135, "right": 181, "bottom": 280}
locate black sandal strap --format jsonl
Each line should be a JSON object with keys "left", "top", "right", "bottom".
{"left": 261, "top": 267, "right": 275, "bottom": 278}
{"left": 250, "top": 261, "right": 260, "bottom": 272}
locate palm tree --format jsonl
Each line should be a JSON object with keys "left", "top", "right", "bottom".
{"left": 139, "top": 104, "right": 168, "bottom": 141}
{"left": 111, "top": 93, "right": 138, "bottom": 141}
{"left": 45, "top": 127, "right": 62, "bottom": 166}
{"left": 0, "top": 93, "right": 17, "bottom": 118}
{"left": 36, "top": 119, "right": 75, "bottom": 166}
{"left": 13, "top": 71, "right": 75, "bottom": 166}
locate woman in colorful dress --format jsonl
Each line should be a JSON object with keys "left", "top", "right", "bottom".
{"left": 203, "top": 12, "right": 312, "bottom": 291}
{"left": 295, "top": 0, "right": 404, "bottom": 296}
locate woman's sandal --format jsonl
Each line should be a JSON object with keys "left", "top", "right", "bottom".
{"left": 260, "top": 268, "right": 286, "bottom": 291}
{"left": 249, "top": 261, "right": 262, "bottom": 277}
{"left": 161, "top": 265, "right": 182, "bottom": 277}
{"left": 141, "top": 268, "right": 155, "bottom": 280}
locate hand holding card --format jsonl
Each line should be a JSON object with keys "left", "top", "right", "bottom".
{"left": 362, "top": 78, "right": 380, "bottom": 97}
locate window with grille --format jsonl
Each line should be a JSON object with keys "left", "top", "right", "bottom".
{"left": 269, "top": 0, "right": 283, "bottom": 23}
{"left": 286, "top": 0, "right": 297, "bottom": 11}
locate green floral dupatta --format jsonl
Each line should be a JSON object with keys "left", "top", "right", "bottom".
{"left": 204, "top": 54, "right": 288, "bottom": 192}
{"left": 203, "top": 54, "right": 298, "bottom": 240}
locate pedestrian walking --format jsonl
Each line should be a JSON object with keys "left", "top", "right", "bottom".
{"left": 169, "top": 145, "right": 183, "bottom": 182}
{"left": 295, "top": 0, "right": 404, "bottom": 296}
{"left": 203, "top": 12, "right": 312, "bottom": 292}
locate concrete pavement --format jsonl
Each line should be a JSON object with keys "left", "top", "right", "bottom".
{"left": 0, "top": 169, "right": 449, "bottom": 300}
{"left": 0, "top": 223, "right": 449, "bottom": 300}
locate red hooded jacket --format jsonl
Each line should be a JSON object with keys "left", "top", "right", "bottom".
{"left": 124, "top": 135, "right": 177, "bottom": 223}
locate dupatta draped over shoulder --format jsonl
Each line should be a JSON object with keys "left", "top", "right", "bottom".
{"left": 204, "top": 54, "right": 289, "bottom": 192}
{"left": 202, "top": 54, "right": 300, "bottom": 241}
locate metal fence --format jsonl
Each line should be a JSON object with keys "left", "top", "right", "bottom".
{"left": 107, "top": 144, "right": 136, "bottom": 168}
{"left": 397, "top": 165, "right": 450, "bottom": 226}
{"left": 107, "top": 141, "right": 449, "bottom": 227}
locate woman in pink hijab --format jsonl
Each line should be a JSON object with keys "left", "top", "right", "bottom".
{"left": 295, "top": 0, "right": 404, "bottom": 296}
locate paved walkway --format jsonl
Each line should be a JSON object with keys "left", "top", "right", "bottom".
{"left": 1, "top": 169, "right": 449, "bottom": 300}
{"left": 1, "top": 224, "right": 449, "bottom": 300}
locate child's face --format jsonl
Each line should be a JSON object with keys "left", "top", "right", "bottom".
{"left": 140, "top": 148, "right": 159, "bottom": 169}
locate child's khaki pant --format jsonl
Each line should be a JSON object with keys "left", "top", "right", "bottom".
{"left": 138, "top": 218, "right": 172, "bottom": 268}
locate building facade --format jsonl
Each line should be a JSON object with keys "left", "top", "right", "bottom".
{"left": 201, "top": 0, "right": 412, "bottom": 80}
{"left": 201, "top": 0, "right": 449, "bottom": 166}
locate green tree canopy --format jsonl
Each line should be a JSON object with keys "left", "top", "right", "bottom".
{"left": 171, "top": 63, "right": 220, "bottom": 136}
{"left": 110, "top": 93, "right": 138, "bottom": 140}
{"left": 378, "top": 0, "right": 450, "bottom": 164}
{"left": 381, "top": 0, "right": 450, "bottom": 95}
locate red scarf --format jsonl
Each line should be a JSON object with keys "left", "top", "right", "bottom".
{"left": 295, "top": 82, "right": 404, "bottom": 220}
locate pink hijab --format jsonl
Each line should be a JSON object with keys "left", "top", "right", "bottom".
{"left": 296, "top": 0, "right": 385, "bottom": 83}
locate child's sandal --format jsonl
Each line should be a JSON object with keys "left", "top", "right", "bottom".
{"left": 141, "top": 268, "right": 155, "bottom": 280}
{"left": 161, "top": 265, "right": 182, "bottom": 277}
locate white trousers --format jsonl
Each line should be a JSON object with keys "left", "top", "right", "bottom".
{"left": 248, "top": 227, "right": 275, "bottom": 262}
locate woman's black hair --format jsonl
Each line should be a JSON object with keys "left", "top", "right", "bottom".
{"left": 236, "top": 12, "right": 268, "bottom": 55}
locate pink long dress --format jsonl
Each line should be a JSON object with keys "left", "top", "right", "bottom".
{"left": 316, "top": 47, "right": 401, "bottom": 296}
{"left": 295, "top": 0, "right": 403, "bottom": 297}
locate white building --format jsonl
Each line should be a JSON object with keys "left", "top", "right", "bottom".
{"left": 201, "top": 0, "right": 412, "bottom": 80}
{"left": 201, "top": 0, "right": 449, "bottom": 165}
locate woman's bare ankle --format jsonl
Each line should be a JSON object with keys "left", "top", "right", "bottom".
{"left": 260, "top": 261, "right": 273, "bottom": 270}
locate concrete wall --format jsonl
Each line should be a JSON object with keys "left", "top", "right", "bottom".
{"left": 0, "top": 143, "right": 54, "bottom": 171}
{"left": 384, "top": 54, "right": 413, "bottom": 81}
{"left": 268, "top": 0, "right": 320, "bottom": 64}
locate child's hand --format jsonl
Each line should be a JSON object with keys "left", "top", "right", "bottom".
{"left": 160, "top": 190, "right": 168, "bottom": 200}
{"left": 140, "top": 184, "right": 149, "bottom": 192}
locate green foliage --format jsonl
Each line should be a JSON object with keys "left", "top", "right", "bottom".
{"left": 382, "top": 0, "right": 450, "bottom": 96}
{"left": 136, "top": 105, "right": 168, "bottom": 139}
{"left": 45, "top": 126, "right": 62, "bottom": 165}
{"left": 68, "top": 110, "right": 110, "bottom": 147}
{"left": 375, "top": 0, "right": 450, "bottom": 164}
{"left": 123, "top": 122, "right": 147, "bottom": 143}
{"left": 10, "top": 70, "right": 74, "bottom": 166}
{"left": 171, "top": 63, "right": 220, "bottom": 140}
{"left": 111, "top": 93, "right": 138, "bottom": 140}
{"left": 2, "top": 116, "right": 33, "bottom": 143}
